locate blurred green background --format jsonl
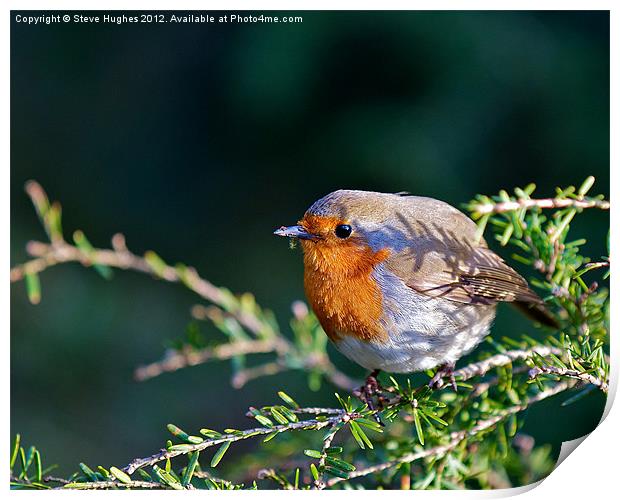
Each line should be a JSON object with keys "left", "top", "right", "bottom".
{"left": 11, "top": 11, "right": 609, "bottom": 477}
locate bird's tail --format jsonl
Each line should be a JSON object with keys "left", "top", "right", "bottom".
{"left": 514, "top": 301, "right": 559, "bottom": 329}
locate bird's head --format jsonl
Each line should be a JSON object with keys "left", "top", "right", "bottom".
{"left": 274, "top": 190, "right": 395, "bottom": 276}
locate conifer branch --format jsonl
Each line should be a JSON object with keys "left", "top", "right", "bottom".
{"left": 62, "top": 480, "right": 166, "bottom": 490}
{"left": 528, "top": 365, "right": 608, "bottom": 393}
{"left": 133, "top": 340, "right": 289, "bottom": 382}
{"left": 10, "top": 237, "right": 256, "bottom": 332}
{"left": 11, "top": 178, "right": 609, "bottom": 490}
{"left": 440, "top": 346, "right": 563, "bottom": 388}
{"left": 120, "top": 344, "right": 573, "bottom": 478}
{"left": 470, "top": 197, "right": 609, "bottom": 215}
{"left": 134, "top": 340, "right": 359, "bottom": 391}
{"left": 123, "top": 413, "right": 344, "bottom": 475}
{"left": 326, "top": 380, "right": 572, "bottom": 487}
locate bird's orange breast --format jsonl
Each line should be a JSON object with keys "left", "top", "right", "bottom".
{"left": 300, "top": 216, "right": 390, "bottom": 343}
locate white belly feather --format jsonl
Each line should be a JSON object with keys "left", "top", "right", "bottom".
{"left": 333, "top": 264, "right": 496, "bottom": 373}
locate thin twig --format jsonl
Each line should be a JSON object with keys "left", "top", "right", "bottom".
{"left": 432, "top": 345, "right": 563, "bottom": 389}
{"left": 43, "top": 476, "right": 71, "bottom": 485}
{"left": 232, "top": 361, "right": 289, "bottom": 389}
{"left": 293, "top": 407, "right": 346, "bottom": 416}
{"left": 529, "top": 365, "right": 608, "bottom": 393}
{"left": 60, "top": 480, "right": 165, "bottom": 490}
{"left": 134, "top": 340, "right": 288, "bottom": 382}
{"left": 471, "top": 197, "right": 609, "bottom": 215}
{"left": 123, "top": 414, "right": 343, "bottom": 475}
{"left": 326, "top": 381, "right": 573, "bottom": 487}
{"left": 11, "top": 238, "right": 270, "bottom": 331}
{"left": 314, "top": 424, "right": 338, "bottom": 490}
{"left": 135, "top": 339, "right": 359, "bottom": 390}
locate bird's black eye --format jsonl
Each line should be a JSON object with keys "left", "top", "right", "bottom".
{"left": 335, "top": 224, "right": 352, "bottom": 239}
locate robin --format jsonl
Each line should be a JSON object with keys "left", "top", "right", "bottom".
{"left": 274, "top": 190, "right": 556, "bottom": 400}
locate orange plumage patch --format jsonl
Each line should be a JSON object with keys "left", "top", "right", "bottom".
{"left": 299, "top": 214, "right": 390, "bottom": 343}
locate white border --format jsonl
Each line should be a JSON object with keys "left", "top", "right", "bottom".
{"left": 4, "top": 1, "right": 616, "bottom": 498}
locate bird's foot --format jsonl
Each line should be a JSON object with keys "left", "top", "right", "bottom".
{"left": 353, "top": 369, "right": 387, "bottom": 426}
{"left": 428, "top": 362, "right": 457, "bottom": 391}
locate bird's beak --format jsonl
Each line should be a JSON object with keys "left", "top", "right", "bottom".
{"left": 273, "top": 225, "right": 318, "bottom": 240}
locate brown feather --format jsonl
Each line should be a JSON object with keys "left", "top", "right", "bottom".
{"left": 383, "top": 226, "right": 556, "bottom": 325}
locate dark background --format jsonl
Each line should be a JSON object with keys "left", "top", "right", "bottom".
{"left": 11, "top": 11, "right": 609, "bottom": 477}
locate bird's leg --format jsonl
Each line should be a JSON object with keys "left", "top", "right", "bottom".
{"left": 353, "top": 369, "right": 386, "bottom": 426}
{"left": 428, "top": 362, "right": 457, "bottom": 391}
{"left": 368, "top": 371, "right": 391, "bottom": 409}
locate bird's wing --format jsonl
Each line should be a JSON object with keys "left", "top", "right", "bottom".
{"left": 385, "top": 240, "right": 543, "bottom": 306}
{"left": 376, "top": 195, "right": 556, "bottom": 326}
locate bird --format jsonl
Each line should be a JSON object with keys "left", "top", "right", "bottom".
{"left": 274, "top": 190, "right": 556, "bottom": 399}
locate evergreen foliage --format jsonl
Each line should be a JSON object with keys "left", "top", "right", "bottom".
{"left": 10, "top": 178, "right": 609, "bottom": 489}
